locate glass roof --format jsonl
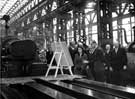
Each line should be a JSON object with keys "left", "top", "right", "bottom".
{"left": 0, "top": 0, "right": 19, "bottom": 18}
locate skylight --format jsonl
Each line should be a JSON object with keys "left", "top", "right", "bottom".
{"left": 0, "top": 0, "right": 18, "bottom": 18}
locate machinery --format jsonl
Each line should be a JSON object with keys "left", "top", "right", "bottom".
{"left": 125, "top": 26, "right": 135, "bottom": 83}
{"left": 1, "top": 36, "right": 38, "bottom": 76}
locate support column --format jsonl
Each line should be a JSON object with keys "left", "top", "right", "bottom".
{"left": 56, "top": 0, "right": 68, "bottom": 42}
{"left": 97, "top": 0, "right": 113, "bottom": 46}
{"left": 73, "top": 8, "right": 86, "bottom": 43}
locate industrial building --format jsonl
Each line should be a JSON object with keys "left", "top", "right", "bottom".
{"left": 0, "top": 0, "right": 135, "bottom": 99}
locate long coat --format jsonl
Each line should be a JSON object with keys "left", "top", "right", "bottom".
{"left": 104, "top": 50, "right": 112, "bottom": 67}
{"left": 104, "top": 50, "right": 112, "bottom": 82}
{"left": 110, "top": 47, "right": 127, "bottom": 85}
{"left": 74, "top": 52, "right": 88, "bottom": 75}
{"left": 90, "top": 47, "right": 106, "bottom": 71}
{"left": 111, "top": 47, "right": 127, "bottom": 71}
{"left": 87, "top": 47, "right": 106, "bottom": 81}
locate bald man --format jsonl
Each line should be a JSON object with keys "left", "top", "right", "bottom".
{"left": 110, "top": 42, "right": 127, "bottom": 85}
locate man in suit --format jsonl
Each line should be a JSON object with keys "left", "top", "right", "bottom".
{"left": 104, "top": 44, "right": 112, "bottom": 83}
{"left": 87, "top": 41, "right": 106, "bottom": 82}
{"left": 110, "top": 42, "right": 127, "bottom": 85}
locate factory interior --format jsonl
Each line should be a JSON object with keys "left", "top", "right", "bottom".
{"left": 0, "top": 0, "right": 135, "bottom": 99}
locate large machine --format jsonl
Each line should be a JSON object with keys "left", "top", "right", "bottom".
{"left": 1, "top": 36, "right": 38, "bottom": 76}
{"left": 125, "top": 26, "right": 135, "bottom": 83}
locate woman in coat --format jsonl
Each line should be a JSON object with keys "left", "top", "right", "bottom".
{"left": 74, "top": 46, "right": 88, "bottom": 76}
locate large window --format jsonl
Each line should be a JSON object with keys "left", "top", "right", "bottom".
{"left": 112, "top": 16, "right": 135, "bottom": 46}
{"left": 66, "top": 2, "right": 97, "bottom": 45}
{"left": 112, "top": 3, "right": 135, "bottom": 46}
{"left": 85, "top": 9, "right": 98, "bottom": 45}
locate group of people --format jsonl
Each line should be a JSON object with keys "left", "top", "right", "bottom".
{"left": 69, "top": 41, "right": 127, "bottom": 86}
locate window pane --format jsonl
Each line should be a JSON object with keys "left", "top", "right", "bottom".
{"left": 113, "top": 31, "right": 118, "bottom": 43}
{"left": 112, "top": 12, "right": 117, "bottom": 18}
{"left": 122, "top": 18, "right": 130, "bottom": 24}
{"left": 92, "top": 25, "right": 97, "bottom": 33}
{"left": 92, "top": 34, "right": 98, "bottom": 43}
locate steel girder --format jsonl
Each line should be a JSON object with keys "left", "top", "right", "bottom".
{"left": 97, "top": 0, "right": 113, "bottom": 46}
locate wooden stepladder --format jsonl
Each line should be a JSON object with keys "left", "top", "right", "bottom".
{"left": 45, "top": 42, "right": 73, "bottom": 78}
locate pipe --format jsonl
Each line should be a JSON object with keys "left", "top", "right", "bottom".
{"left": 113, "top": 28, "right": 130, "bottom": 44}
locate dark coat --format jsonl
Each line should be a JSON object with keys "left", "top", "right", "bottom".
{"left": 74, "top": 52, "right": 88, "bottom": 69}
{"left": 104, "top": 50, "right": 112, "bottom": 67}
{"left": 111, "top": 47, "right": 127, "bottom": 71}
{"left": 74, "top": 52, "right": 88, "bottom": 75}
{"left": 87, "top": 47, "right": 106, "bottom": 81}
{"left": 93, "top": 47, "right": 106, "bottom": 70}
{"left": 87, "top": 47, "right": 106, "bottom": 71}
{"left": 87, "top": 47, "right": 106, "bottom": 63}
